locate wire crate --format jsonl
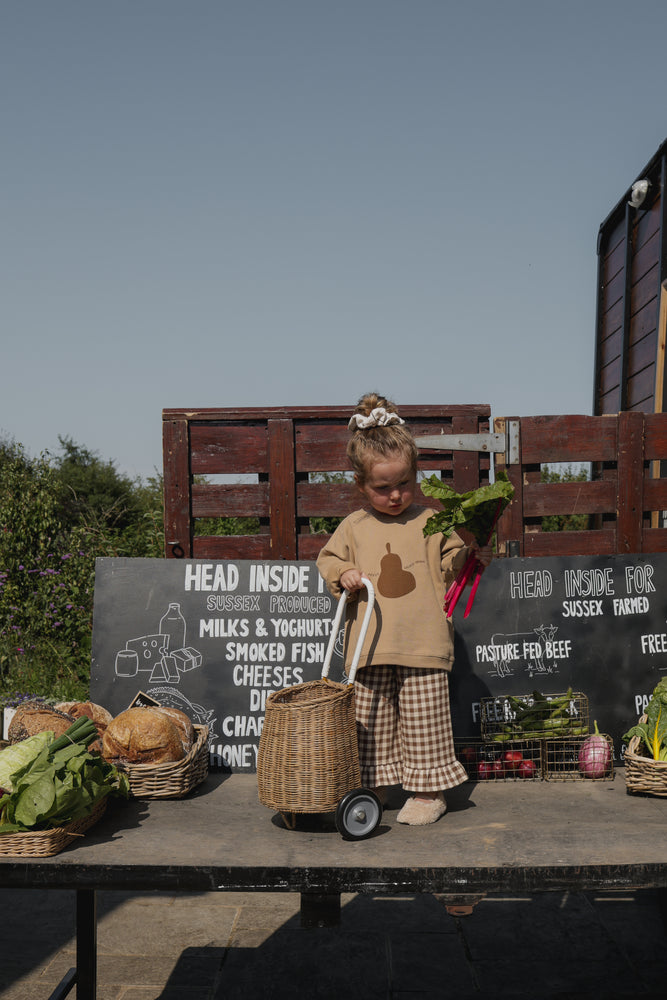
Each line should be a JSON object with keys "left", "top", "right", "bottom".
{"left": 543, "top": 733, "right": 614, "bottom": 780}
{"left": 455, "top": 738, "right": 543, "bottom": 781}
{"left": 480, "top": 691, "right": 589, "bottom": 743}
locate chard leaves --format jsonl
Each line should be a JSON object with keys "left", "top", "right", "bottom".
{"left": 421, "top": 470, "right": 514, "bottom": 543}
{"left": 0, "top": 738, "right": 129, "bottom": 833}
{"left": 623, "top": 681, "right": 667, "bottom": 761}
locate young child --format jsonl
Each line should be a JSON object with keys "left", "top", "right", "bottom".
{"left": 316, "top": 392, "right": 492, "bottom": 826}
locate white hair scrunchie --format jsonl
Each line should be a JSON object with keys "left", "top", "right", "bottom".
{"left": 348, "top": 406, "right": 405, "bottom": 430}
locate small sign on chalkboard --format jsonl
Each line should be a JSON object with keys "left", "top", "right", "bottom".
{"left": 127, "top": 690, "right": 163, "bottom": 709}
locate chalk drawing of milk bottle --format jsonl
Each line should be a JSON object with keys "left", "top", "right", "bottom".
{"left": 159, "top": 602, "right": 187, "bottom": 652}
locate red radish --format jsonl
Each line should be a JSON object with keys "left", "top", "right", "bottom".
{"left": 517, "top": 759, "right": 537, "bottom": 779}
{"left": 578, "top": 721, "right": 611, "bottom": 778}
{"left": 477, "top": 759, "right": 503, "bottom": 780}
{"left": 501, "top": 749, "right": 523, "bottom": 773}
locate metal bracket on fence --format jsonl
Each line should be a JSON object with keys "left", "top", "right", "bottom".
{"left": 415, "top": 420, "right": 520, "bottom": 465}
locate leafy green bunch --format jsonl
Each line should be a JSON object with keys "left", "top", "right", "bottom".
{"left": 623, "top": 678, "right": 667, "bottom": 761}
{"left": 421, "top": 470, "right": 515, "bottom": 543}
{"left": 0, "top": 718, "right": 129, "bottom": 832}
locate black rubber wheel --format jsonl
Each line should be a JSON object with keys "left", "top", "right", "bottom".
{"left": 334, "top": 788, "right": 382, "bottom": 840}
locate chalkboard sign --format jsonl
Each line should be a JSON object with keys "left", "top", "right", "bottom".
{"left": 90, "top": 559, "right": 343, "bottom": 772}
{"left": 91, "top": 554, "right": 667, "bottom": 772}
{"left": 451, "top": 553, "right": 667, "bottom": 757}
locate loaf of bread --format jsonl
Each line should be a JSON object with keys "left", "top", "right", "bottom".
{"left": 154, "top": 706, "right": 195, "bottom": 754}
{"left": 8, "top": 703, "right": 75, "bottom": 743}
{"left": 55, "top": 700, "right": 113, "bottom": 735}
{"left": 101, "top": 707, "right": 186, "bottom": 766}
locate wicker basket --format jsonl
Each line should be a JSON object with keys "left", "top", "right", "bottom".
{"left": 625, "top": 715, "right": 667, "bottom": 796}
{"left": 0, "top": 797, "right": 107, "bottom": 858}
{"left": 121, "top": 724, "right": 209, "bottom": 799}
{"left": 257, "top": 678, "right": 361, "bottom": 814}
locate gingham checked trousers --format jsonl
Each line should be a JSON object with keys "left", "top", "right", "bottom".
{"left": 354, "top": 664, "right": 468, "bottom": 793}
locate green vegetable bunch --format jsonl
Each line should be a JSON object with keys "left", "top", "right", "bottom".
{"left": 421, "top": 470, "right": 514, "bottom": 618}
{"left": 623, "top": 678, "right": 667, "bottom": 761}
{"left": 488, "top": 688, "right": 589, "bottom": 742}
{"left": 421, "top": 470, "right": 515, "bottom": 542}
{"left": 0, "top": 717, "right": 129, "bottom": 833}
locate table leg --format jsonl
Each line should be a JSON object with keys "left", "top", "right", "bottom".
{"left": 300, "top": 892, "right": 341, "bottom": 927}
{"left": 76, "top": 889, "right": 98, "bottom": 999}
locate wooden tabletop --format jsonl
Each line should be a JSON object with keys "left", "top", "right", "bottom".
{"left": 1, "top": 773, "right": 666, "bottom": 895}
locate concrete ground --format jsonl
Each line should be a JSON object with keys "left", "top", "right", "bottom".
{"left": 1, "top": 885, "right": 666, "bottom": 999}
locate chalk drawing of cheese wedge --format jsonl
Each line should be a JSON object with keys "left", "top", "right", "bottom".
{"left": 121, "top": 634, "right": 169, "bottom": 677}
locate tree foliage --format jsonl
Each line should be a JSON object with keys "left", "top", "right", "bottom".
{"left": 0, "top": 437, "right": 164, "bottom": 703}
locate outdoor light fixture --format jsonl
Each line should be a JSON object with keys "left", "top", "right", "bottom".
{"left": 629, "top": 178, "right": 651, "bottom": 209}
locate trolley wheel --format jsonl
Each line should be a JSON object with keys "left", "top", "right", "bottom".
{"left": 335, "top": 788, "right": 382, "bottom": 840}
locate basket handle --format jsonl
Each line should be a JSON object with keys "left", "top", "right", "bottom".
{"left": 321, "top": 576, "right": 375, "bottom": 685}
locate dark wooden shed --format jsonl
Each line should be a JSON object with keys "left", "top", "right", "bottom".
{"left": 595, "top": 137, "right": 667, "bottom": 415}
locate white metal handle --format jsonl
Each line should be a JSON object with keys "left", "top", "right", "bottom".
{"left": 321, "top": 576, "right": 375, "bottom": 685}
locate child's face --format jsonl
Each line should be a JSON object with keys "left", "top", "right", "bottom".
{"left": 357, "top": 455, "right": 416, "bottom": 516}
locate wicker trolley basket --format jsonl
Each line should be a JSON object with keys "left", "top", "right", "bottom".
{"left": 257, "top": 577, "right": 382, "bottom": 839}
{"left": 624, "top": 714, "right": 667, "bottom": 797}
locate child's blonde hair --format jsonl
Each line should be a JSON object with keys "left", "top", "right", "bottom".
{"left": 347, "top": 392, "right": 419, "bottom": 483}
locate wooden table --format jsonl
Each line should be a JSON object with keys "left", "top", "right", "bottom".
{"left": 2, "top": 772, "right": 667, "bottom": 999}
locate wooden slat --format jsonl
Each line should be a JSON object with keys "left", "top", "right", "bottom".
{"left": 520, "top": 415, "right": 618, "bottom": 464}
{"left": 298, "top": 534, "right": 331, "bottom": 560}
{"left": 162, "top": 418, "right": 192, "bottom": 558}
{"left": 645, "top": 411, "right": 667, "bottom": 455}
{"left": 190, "top": 424, "right": 268, "bottom": 475}
{"left": 191, "top": 483, "right": 269, "bottom": 518}
{"left": 642, "top": 527, "right": 667, "bottom": 552}
{"left": 521, "top": 480, "right": 615, "bottom": 517}
{"left": 296, "top": 482, "right": 359, "bottom": 517}
{"left": 629, "top": 294, "right": 658, "bottom": 345}
{"left": 523, "top": 529, "right": 617, "bottom": 557}
{"left": 295, "top": 422, "right": 350, "bottom": 471}
{"left": 643, "top": 479, "right": 667, "bottom": 509}
{"left": 268, "top": 418, "right": 297, "bottom": 559}
{"left": 616, "top": 410, "right": 645, "bottom": 553}
{"left": 494, "top": 416, "right": 524, "bottom": 555}
{"left": 626, "top": 365, "right": 657, "bottom": 409}
{"left": 193, "top": 535, "right": 272, "bottom": 559}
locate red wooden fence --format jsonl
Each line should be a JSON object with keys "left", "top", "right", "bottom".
{"left": 495, "top": 411, "right": 667, "bottom": 556}
{"left": 162, "top": 405, "right": 491, "bottom": 559}
{"left": 162, "top": 408, "right": 667, "bottom": 560}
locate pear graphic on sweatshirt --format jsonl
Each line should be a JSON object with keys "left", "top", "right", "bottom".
{"left": 377, "top": 543, "right": 416, "bottom": 598}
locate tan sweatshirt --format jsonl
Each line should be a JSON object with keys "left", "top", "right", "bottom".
{"left": 316, "top": 504, "right": 469, "bottom": 673}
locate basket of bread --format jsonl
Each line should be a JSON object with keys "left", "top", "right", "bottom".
{"left": 100, "top": 705, "right": 209, "bottom": 799}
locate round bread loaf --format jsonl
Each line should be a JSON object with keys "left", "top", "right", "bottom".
{"left": 55, "top": 700, "right": 113, "bottom": 734}
{"left": 154, "top": 706, "right": 195, "bottom": 754}
{"left": 101, "top": 707, "right": 185, "bottom": 766}
{"left": 8, "top": 703, "right": 75, "bottom": 743}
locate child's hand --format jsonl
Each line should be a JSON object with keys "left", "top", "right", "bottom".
{"left": 472, "top": 542, "right": 493, "bottom": 569}
{"left": 340, "top": 568, "right": 365, "bottom": 592}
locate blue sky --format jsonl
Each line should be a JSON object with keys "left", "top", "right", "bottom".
{"left": 3, "top": 1, "right": 667, "bottom": 479}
